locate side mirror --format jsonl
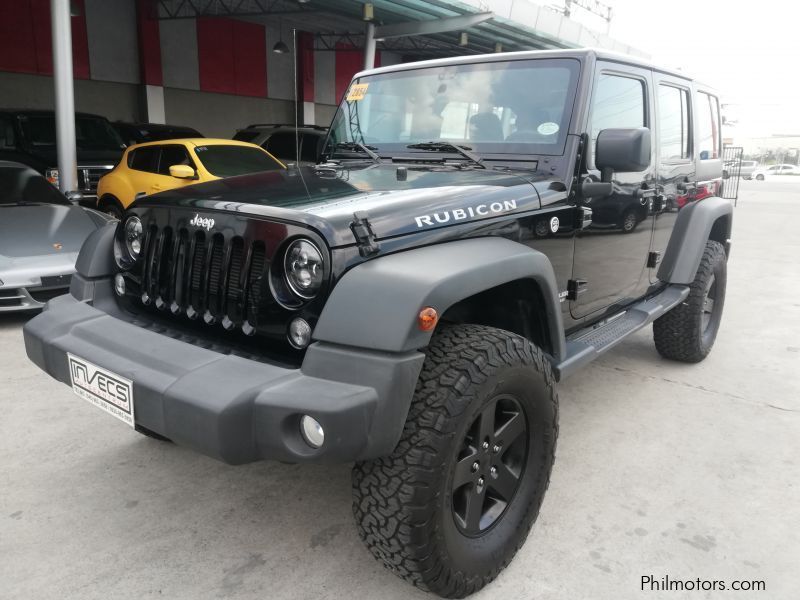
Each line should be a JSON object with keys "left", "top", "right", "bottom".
{"left": 596, "top": 127, "right": 651, "bottom": 181}
{"left": 169, "top": 164, "right": 196, "bottom": 179}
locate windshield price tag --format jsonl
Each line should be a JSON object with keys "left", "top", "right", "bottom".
{"left": 346, "top": 84, "right": 369, "bottom": 101}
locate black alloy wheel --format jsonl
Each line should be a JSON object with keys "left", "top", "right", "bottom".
{"left": 452, "top": 394, "right": 528, "bottom": 536}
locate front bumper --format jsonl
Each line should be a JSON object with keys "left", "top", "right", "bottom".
{"left": 24, "top": 290, "right": 424, "bottom": 464}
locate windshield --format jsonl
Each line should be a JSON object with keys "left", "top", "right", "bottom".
{"left": 195, "top": 145, "right": 284, "bottom": 177}
{"left": 0, "top": 165, "right": 70, "bottom": 206}
{"left": 325, "top": 58, "right": 580, "bottom": 159}
{"left": 20, "top": 114, "right": 125, "bottom": 151}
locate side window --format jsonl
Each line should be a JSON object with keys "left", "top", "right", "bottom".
{"left": 697, "top": 92, "right": 720, "bottom": 160}
{"left": 590, "top": 74, "right": 646, "bottom": 166}
{"left": 658, "top": 85, "right": 690, "bottom": 160}
{"left": 264, "top": 132, "right": 296, "bottom": 160}
{"left": 299, "top": 133, "right": 321, "bottom": 163}
{"left": 0, "top": 116, "right": 16, "bottom": 148}
{"left": 157, "top": 145, "right": 193, "bottom": 175}
{"left": 127, "top": 147, "right": 160, "bottom": 172}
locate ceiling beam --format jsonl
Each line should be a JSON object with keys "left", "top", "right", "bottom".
{"left": 374, "top": 12, "right": 493, "bottom": 40}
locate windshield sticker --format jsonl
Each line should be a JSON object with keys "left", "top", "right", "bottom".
{"left": 537, "top": 122, "right": 559, "bottom": 135}
{"left": 346, "top": 84, "right": 369, "bottom": 101}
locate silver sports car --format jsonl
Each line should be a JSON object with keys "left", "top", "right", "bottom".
{"left": 0, "top": 161, "right": 113, "bottom": 312}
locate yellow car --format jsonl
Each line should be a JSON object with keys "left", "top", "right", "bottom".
{"left": 96, "top": 138, "right": 285, "bottom": 218}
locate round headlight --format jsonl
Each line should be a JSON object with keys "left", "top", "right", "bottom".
{"left": 284, "top": 239, "right": 324, "bottom": 299}
{"left": 124, "top": 216, "right": 143, "bottom": 258}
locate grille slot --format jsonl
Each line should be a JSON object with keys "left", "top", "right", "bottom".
{"left": 139, "top": 226, "right": 267, "bottom": 332}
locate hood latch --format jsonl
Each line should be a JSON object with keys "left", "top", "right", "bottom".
{"left": 350, "top": 211, "right": 380, "bottom": 257}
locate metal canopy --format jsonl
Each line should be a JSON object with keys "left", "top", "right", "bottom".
{"left": 151, "top": 0, "right": 584, "bottom": 58}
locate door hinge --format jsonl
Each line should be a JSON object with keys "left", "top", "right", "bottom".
{"left": 647, "top": 251, "right": 662, "bottom": 269}
{"left": 567, "top": 279, "right": 588, "bottom": 301}
{"left": 350, "top": 211, "right": 380, "bottom": 257}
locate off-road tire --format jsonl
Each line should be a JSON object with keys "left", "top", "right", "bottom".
{"left": 653, "top": 240, "right": 727, "bottom": 362}
{"left": 352, "top": 325, "right": 558, "bottom": 598}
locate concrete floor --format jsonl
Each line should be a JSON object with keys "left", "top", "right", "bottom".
{"left": 2, "top": 180, "right": 798, "bottom": 600}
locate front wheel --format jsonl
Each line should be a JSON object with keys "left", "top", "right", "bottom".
{"left": 352, "top": 325, "right": 558, "bottom": 598}
{"left": 756, "top": 174, "right": 765, "bottom": 181}
{"left": 653, "top": 240, "right": 727, "bottom": 362}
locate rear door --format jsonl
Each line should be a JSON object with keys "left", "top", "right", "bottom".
{"left": 651, "top": 74, "right": 695, "bottom": 283}
{"left": 126, "top": 146, "right": 161, "bottom": 201}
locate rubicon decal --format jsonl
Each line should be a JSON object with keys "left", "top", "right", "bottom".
{"left": 190, "top": 214, "right": 215, "bottom": 230}
{"left": 415, "top": 200, "right": 518, "bottom": 228}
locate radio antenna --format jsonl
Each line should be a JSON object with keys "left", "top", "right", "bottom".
{"left": 293, "top": 27, "right": 300, "bottom": 166}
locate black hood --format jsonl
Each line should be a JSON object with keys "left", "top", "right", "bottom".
{"left": 136, "top": 164, "right": 551, "bottom": 247}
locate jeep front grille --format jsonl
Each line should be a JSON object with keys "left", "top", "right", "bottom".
{"left": 139, "top": 225, "right": 268, "bottom": 332}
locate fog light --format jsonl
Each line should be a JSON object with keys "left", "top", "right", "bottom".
{"left": 300, "top": 415, "right": 324, "bottom": 449}
{"left": 288, "top": 317, "right": 312, "bottom": 349}
{"left": 114, "top": 273, "right": 126, "bottom": 296}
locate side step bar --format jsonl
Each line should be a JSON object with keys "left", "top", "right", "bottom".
{"left": 552, "top": 284, "right": 690, "bottom": 380}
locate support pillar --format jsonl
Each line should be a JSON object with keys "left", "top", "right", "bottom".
{"left": 50, "top": 0, "right": 77, "bottom": 193}
{"left": 363, "top": 22, "right": 376, "bottom": 70}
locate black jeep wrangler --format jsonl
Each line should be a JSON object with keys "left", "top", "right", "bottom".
{"left": 24, "top": 49, "right": 731, "bottom": 597}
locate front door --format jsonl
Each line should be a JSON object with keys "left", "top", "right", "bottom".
{"left": 651, "top": 75, "right": 695, "bottom": 283}
{"left": 149, "top": 144, "right": 197, "bottom": 195}
{"left": 571, "top": 64, "right": 656, "bottom": 320}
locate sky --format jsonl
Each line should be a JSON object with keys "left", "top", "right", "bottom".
{"left": 565, "top": 0, "right": 800, "bottom": 139}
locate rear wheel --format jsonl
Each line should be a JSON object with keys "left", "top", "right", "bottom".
{"left": 653, "top": 240, "right": 727, "bottom": 362}
{"left": 352, "top": 325, "right": 558, "bottom": 598}
{"left": 756, "top": 174, "right": 765, "bottom": 181}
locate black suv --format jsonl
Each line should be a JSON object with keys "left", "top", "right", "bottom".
{"left": 0, "top": 109, "right": 125, "bottom": 203}
{"left": 24, "top": 49, "right": 731, "bottom": 598}
{"left": 112, "top": 121, "right": 204, "bottom": 146}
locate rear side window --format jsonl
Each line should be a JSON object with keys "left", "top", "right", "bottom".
{"left": 157, "top": 145, "right": 194, "bottom": 174}
{"left": 697, "top": 92, "right": 720, "bottom": 160}
{"left": 590, "top": 74, "right": 646, "bottom": 165}
{"left": 264, "top": 132, "right": 297, "bottom": 160}
{"left": 233, "top": 130, "right": 260, "bottom": 143}
{"left": 299, "top": 133, "right": 322, "bottom": 162}
{"left": 128, "top": 147, "right": 160, "bottom": 172}
{"left": 0, "top": 116, "right": 16, "bottom": 148}
{"left": 658, "top": 85, "right": 691, "bottom": 160}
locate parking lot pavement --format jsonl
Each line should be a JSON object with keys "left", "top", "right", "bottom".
{"left": 2, "top": 180, "right": 799, "bottom": 600}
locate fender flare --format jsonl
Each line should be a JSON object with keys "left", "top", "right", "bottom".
{"left": 75, "top": 223, "right": 117, "bottom": 278}
{"left": 314, "top": 237, "right": 567, "bottom": 360}
{"left": 657, "top": 196, "right": 733, "bottom": 284}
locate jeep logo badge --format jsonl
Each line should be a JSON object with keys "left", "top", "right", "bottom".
{"left": 190, "top": 214, "right": 215, "bottom": 231}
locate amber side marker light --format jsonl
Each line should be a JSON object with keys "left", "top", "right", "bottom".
{"left": 418, "top": 307, "right": 439, "bottom": 331}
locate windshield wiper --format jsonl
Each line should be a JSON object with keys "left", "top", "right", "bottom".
{"left": 333, "top": 141, "right": 382, "bottom": 164}
{"left": 406, "top": 142, "right": 485, "bottom": 168}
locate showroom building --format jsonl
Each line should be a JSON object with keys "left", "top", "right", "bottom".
{"left": 0, "top": 0, "right": 646, "bottom": 137}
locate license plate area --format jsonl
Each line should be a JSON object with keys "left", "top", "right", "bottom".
{"left": 67, "top": 353, "right": 135, "bottom": 427}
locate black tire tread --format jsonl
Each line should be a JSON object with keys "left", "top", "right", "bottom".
{"left": 352, "top": 324, "right": 558, "bottom": 598}
{"left": 653, "top": 240, "right": 726, "bottom": 362}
